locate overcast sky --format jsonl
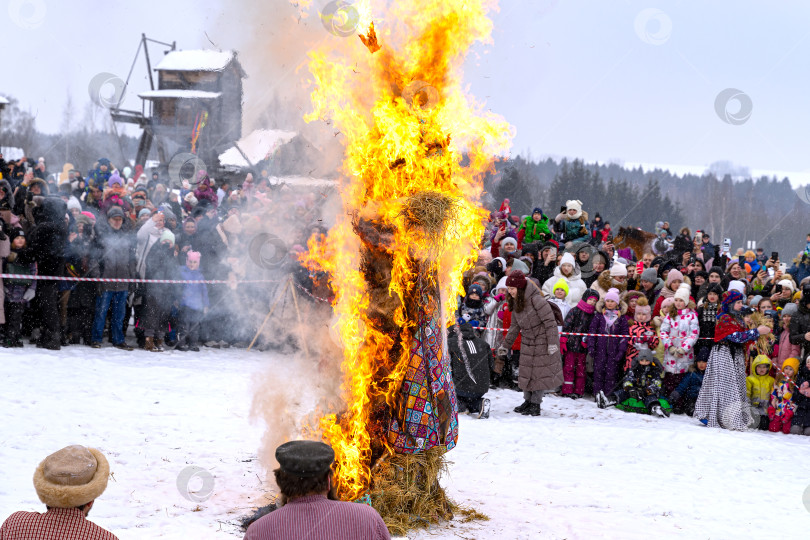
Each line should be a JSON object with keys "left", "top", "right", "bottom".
{"left": 4, "top": 0, "right": 810, "bottom": 183}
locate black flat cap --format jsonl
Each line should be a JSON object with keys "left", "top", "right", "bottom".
{"left": 276, "top": 441, "right": 335, "bottom": 478}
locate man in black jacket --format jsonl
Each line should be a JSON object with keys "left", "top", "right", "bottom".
{"left": 789, "top": 286, "right": 810, "bottom": 360}
{"left": 449, "top": 323, "right": 491, "bottom": 418}
{"left": 28, "top": 196, "right": 68, "bottom": 350}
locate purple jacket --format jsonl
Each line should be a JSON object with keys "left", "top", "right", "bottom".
{"left": 586, "top": 311, "right": 629, "bottom": 368}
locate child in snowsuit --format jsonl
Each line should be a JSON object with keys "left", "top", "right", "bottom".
{"left": 669, "top": 357, "right": 706, "bottom": 416}
{"left": 176, "top": 251, "right": 209, "bottom": 352}
{"left": 587, "top": 288, "right": 629, "bottom": 399}
{"left": 458, "top": 283, "right": 486, "bottom": 330}
{"left": 449, "top": 322, "right": 492, "bottom": 419}
{"left": 596, "top": 345, "right": 669, "bottom": 417}
{"left": 746, "top": 355, "right": 775, "bottom": 430}
{"left": 768, "top": 356, "right": 799, "bottom": 434}
{"left": 2, "top": 229, "right": 36, "bottom": 347}
{"left": 625, "top": 297, "right": 659, "bottom": 371}
{"left": 660, "top": 283, "right": 699, "bottom": 397}
{"left": 548, "top": 278, "right": 571, "bottom": 329}
{"left": 517, "top": 207, "right": 551, "bottom": 245}
{"left": 790, "top": 355, "right": 810, "bottom": 436}
{"left": 561, "top": 288, "right": 599, "bottom": 398}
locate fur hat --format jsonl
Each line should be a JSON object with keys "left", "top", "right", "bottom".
{"left": 609, "top": 263, "right": 628, "bottom": 277}
{"left": 605, "top": 287, "right": 621, "bottom": 304}
{"left": 33, "top": 445, "right": 110, "bottom": 508}
{"left": 505, "top": 270, "right": 527, "bottom": 289}
{"left": 666, "top": 269, "right": 684, "bottom": 286}
{"left": 674, "top": 283, "right": 691, "bottom": 303}
{"left": 640, "top": 267, "right": 658, "bottom": 283}
{"left": 552, "top": 278, "right": 569, "bottom": 296}
{"left": 565, "top": 200, "right": 582, "bottom": 219}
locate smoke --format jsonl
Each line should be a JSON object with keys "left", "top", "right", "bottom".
{"left": 207, "top": 0, "right": 347, "bottom": 177}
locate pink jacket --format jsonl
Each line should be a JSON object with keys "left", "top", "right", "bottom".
{"left": 775, "top": 330, "right": 801, "bottom": 370}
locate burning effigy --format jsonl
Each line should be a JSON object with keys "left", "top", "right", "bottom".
{"left": 299, "top": 0, "right": 513, "bottom": 533}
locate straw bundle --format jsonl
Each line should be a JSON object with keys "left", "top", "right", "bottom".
{"left": 749, "top": 311, "right": 775, "bottom": 355}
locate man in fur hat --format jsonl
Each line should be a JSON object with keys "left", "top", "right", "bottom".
{"left": 1, "top": 445, "right": 117, "bottom": 539}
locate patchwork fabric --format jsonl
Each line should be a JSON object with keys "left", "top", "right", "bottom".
{"left": 387, "top": 278, "right": 459, "bottom": 453}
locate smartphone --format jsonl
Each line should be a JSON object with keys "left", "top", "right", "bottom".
{"left": 775, "top": 284, "right": 783, "bottom": 294}
{"left": 560, "top": 206, "right": 567, "bottom": 214}
{"left": 772, "top": 251, "right": 778, "bottom": 262}
{"left": 738, "top": 255, "right": 745, "bottom": 265}
{"left": 780, "top": 262, "right": 787, "bottom": 273}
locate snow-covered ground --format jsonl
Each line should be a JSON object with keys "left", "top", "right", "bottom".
{"left": 1, "top": 346, "right": 809, "bottom": 539}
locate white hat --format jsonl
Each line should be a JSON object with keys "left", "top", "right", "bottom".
{"left": 560, "top": 252, "right": 576, "bottom": 268}
{"left": 565, "top": 200, "right": 583, "bottom": 219}
{"left": 778, "top": 279, "right": 795, "bottom": 292}
{"left": 674, "top": 283, "right": 691, "bottom": 303}
{"left": 609, "top": 263, "right": 628, "bottom": 277}
{"left": 494, "top": 276, "right": 508, "bottom": 294}
{"left": 501, "top": 237, "right": 518, "bottom": 249}
{"left": 728, "top": 280, "right": 746, "bottom": 295}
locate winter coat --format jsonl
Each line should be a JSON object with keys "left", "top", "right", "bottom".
{"left": 3, "top": 246, "right": 36, "bottom": 304}
{"left": 592, "top": 269, "right": 628, "bottom": 301}
{"left": 0, "top": 233, "right": 10, "bottom": 323}
{"left": 660, "top": 307, "right": 699, "bottom": 374}
{"left": 697, "top": 303, "right": 719, "bottom": 340}
{"left": 587, "top": 301, "right": 630, "bottom": 372}
{"left": 746, "top": 356, "right": 775, "bottom": 409}
{"left": 517, "top": 215, "right": 551, "bottom": 245}
{"left": 92, "top": 220, "right": 135, "bottom": 293}
{"left": 788, "top": 302, "right": 810, "bottom": 359}
{"left": 562, "top": 304, "right": 595, "bottom": 354}
{"left": 449, "top": 323, "right": 491, "bottom": 397}
{"left": 672, "top": 367, "right": 705, "bottom": 402}
{"left": 143, "top": 241, "right": 178, "bottom": 304}
{"left": 28, "top": 197, "right": 67, "bottom": 278}
{"left": 788, "top": 260, "right": 810, "bottom": 286}
{"left": 554, "top": 210, "right": 588, "bottom": 243}
{"left": 98, "top": 186, "right": 131, "bottom": 216}
{"left": 776, "top": 328, "right": 801, "bottom": 371}
{"left": 178, "top": 266, "right": 209, "bottom": 311}
{"left": 641, "top": 278, "right": 664, "bottom": 307}
{"left": 626, "top": 321, "right": 659, "bottom": 370}
{"left": 192, "top": 217, "right": 229, "bottom": 280}
{"left": 542, "top": 266, "right": 587, "bottom": 307}
{"left": 769, "top": 379, "right": 796, "bottom": 418}
{"left": 502, "top": 283, "right": 563, "bottom": 392}
{"left": 194, "top": 181, "right": 218, "bottom": 208}
{"left": 483, "top": 294, "right": 506, "bottom": 349}
{"left": 792, "top": 367, "right": 810, "bottom": 428}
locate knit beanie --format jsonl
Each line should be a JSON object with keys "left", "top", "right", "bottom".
{"left": 706, "top": 283, "right": 724, "bottom": 297}
{"left": 186, "top": 250, "right": 201, "bottom": 264}
{"left": 138, "top": 208, "right": 152, "bottom": 219}
{"left": 674, "top": 283, "right": 691, "bottom": 303}
{"left": 640, "top": 267, "right": 658, "bottom": 283}
{"left": 783, "top": 357, "right": 800, "bottom": 377}
{"left": 581, "top": 288, "right": 600, "bottom": 303}
{"left": 107, "top": 171, "right": 123, "bottom": 188}
{"left": 468, "top": 283, "right": 484, "bottom": 298}
{"left": 505, "top": 270, "right": 527, "bottom": 289}
{"left": 749, "top": 295, "right": 763, "bottom": 307}
{"left": 609, "top": 263, "right": 628, "bottom": 277}
{"left": 67, "top": 197, "right": 81, "bottom": 212}
{"left": 494, "top": 276, "right": 508, "bottom": 292}
{"left": 708, "top": 266, "right": 724, "bottom": 279}
{"left": 552, "top": 278, "right": 569, "bottom": 296}
{"left": 666, "top": 269, "right": 684, "bottom": 286}
{"left": 560, "top": 252, "right": 576, "bottom": 268}
{"left": 159, "top": 229, "right": 175, "bottom": 246}
{"left": 511, "top": 259, "right": 530, "bottom": 275}
{"left": 778, "top": 279, "right": 795, "bottom": 293}
{"left": 501, "top": 237, "right": 518, "bottom": 249}
{"left": 728, "top": 280, "right": 746, "bottom": 295}
{"left": 782, "top": 303, "right": 798, "bottom": 317}
{"left": 605, "top": 288, "right": 621, "bottom": 304}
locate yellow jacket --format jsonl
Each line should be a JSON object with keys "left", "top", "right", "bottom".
{"left": 746, "top": 355, "right": 774, "bottom": 407}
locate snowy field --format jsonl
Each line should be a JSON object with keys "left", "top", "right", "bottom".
{"left": 2, "top": 346, "right": 810, "bottom": 539}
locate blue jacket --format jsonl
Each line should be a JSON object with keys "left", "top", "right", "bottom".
{"left": 672, "top": 369, "right": 704, "bottom": 401}
{"left": 178, "top": 266, "right": 209, "bottom": 311}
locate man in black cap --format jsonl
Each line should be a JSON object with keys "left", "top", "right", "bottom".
{"left": 244, "top": 441, "right": 389, "bottom": 540}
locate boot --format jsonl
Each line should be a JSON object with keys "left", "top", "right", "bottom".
{"left": 513, "top": 401, "right": 531, "bottom": 413}
{"left": 154, "top": 338, "right": 165, "bottom": 352}
{"left": 522, "top": 403, "right": 541, "bottom": 416}
{"left": 144, "top": 337, "right": 156, "bottom": 352}
{"left": 651, "top": 404, "right": 670, "bottom": 418}
{"left": 489, "top": 371, "right": 500, "bottom": 390}
{"left": 477, "top": 398, "right": 491, "bottom": 419}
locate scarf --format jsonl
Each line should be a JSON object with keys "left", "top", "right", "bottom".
{"left": 604, "top": 308, "right": 620, "bottom": 329}
{"left": 576, "top": 299, "right": 595, "bottom": 314}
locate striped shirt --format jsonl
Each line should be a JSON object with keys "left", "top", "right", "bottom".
{"left": 244, "top": 495, "right": 390, "bottom": 540}
{"left": 1, "top": 507, "right": 119, "bottom": 540}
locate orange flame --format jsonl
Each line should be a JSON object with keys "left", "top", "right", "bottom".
{"left": 302, "top": 0, "right": 513, "bottom": 499}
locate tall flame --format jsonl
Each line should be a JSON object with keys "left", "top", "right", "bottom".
{"left": 302, "top": 0, "right": 513, "bottom": 499}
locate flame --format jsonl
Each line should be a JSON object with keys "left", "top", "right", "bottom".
{"left": 301, "top": 0, "right": 513, "bottom": 499}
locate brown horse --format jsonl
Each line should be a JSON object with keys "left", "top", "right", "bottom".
{"left": 614, "top": 227, "right": 656, "bottom": 261}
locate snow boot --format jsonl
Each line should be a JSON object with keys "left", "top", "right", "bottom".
{"left": 596, "top": 391, "right": 616, "bottom": 409}
{"left": 477, "top": 398, "right": 491, "bottom": 419}
{"left": 522, "top": 403, "right": 541, "bottom": 416}
{"left": 651, "top": 404, "right": 670, "bottom": 418}
{"left": 513, "top": 401, "right": 531, "bottom": 413}
{"left": 144, "top": 337, "right": 157, "bottom": 352}
{"left": 154, "top": 338, "right": 165, "bottom": 352}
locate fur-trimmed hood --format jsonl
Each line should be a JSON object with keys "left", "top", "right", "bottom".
{"left": 596, "top": 269, "right": 628, "bottom": 295}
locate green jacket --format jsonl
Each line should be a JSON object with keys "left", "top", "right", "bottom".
{"left": 518, "top": 215, "right": 551, "bottom": 244}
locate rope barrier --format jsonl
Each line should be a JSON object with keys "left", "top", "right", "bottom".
{"left": 0, "top": 273, "right": 284, "bottom": 285}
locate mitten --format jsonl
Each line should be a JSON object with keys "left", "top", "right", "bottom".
{"left": 23, "top": 289, "right": 35, "bottom": 302}
{"left": 559, "top": 336, "right": 568, "bottom": 355}
{"left": 784, "top": 409, "right": 794, "bottom": 423}
{"left": 547, "top": 344, "right": 559, "bottom": 355}
{"left": 496, "top": 346, "right": 508, "bottom": 358}
{"left": 768, "top": 406, "right": 775, "bottom": 420}
{"left": 669, "top": 390, "right": 681, "bottom": 403}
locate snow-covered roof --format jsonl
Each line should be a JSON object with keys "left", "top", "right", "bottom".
{"left": 0, "top": 96, "right": 9, "bottom": 105}
{"left": 155, "top": 50, "right": 236, "bottom": 72}
{"left": 139, "top": 89, "right": 222, "bottom": 100}
{"left": 218, "top": 129, "right": 298, "bottom": 168}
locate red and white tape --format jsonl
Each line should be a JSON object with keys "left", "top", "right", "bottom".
{"left": 0, "top": 273, "right": 283, "bottom": 285}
